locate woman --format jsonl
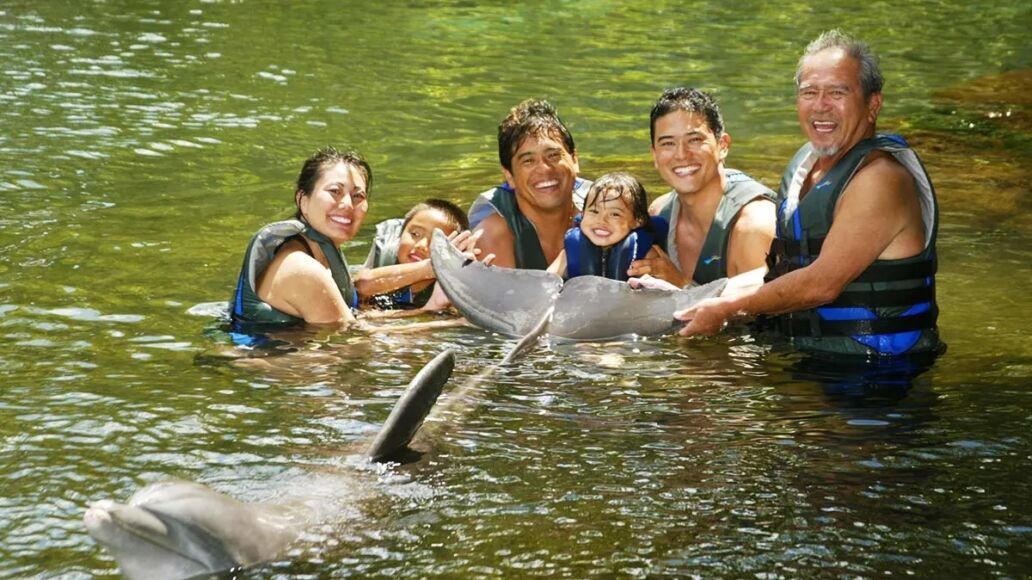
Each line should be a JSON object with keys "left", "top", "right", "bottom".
{"left": 231, "top": 147, "right": 370, "bottom": 327}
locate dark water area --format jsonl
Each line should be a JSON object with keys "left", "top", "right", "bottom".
{"left": 1, "top": 1, "right": 1030, "bottom": 577}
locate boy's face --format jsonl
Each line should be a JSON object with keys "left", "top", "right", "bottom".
{"left": 398, "top": 208, "right": 455, "bottom": 264}
{"left": 580, "top": 191, "right": 638, "bottom": 249}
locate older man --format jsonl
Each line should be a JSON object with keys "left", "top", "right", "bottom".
{"left": 469, "top": 99, "right": 591, "bottom": 269}
{"left": 678, "top": 30, "right": 943, "bottom": 358}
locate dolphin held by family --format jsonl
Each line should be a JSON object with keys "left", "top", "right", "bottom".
{"left": 429, "top": 228, "right": 727, "bottom": 341}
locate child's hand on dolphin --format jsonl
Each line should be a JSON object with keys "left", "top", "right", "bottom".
{"left": 447, "top": 229, "right": 496, "bottom": 264}
{"left": 448, "top": 229, "right": 480, "bottom": 253}
{"left": 627, "top": 274, "right": 680, "bottom": 292}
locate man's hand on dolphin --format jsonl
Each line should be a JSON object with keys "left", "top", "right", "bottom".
{"left": 675, "top": 296, "right": 733, "bottom": 336}
{"left": 627, "top": 246, "right": 687, "bottom": 288}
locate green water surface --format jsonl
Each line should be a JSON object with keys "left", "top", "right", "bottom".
{"left": 1, "top": 0, "right": 1030, "bottom": 577}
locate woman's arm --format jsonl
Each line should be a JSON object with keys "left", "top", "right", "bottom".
{"left": 257, "top": 246, "right": 356, "bottom": 325}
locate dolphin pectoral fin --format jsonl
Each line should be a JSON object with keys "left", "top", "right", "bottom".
{"left": 430, "top": 229, "right": 562, "bottom": 337}
{"left": 501, "top": 305, "right": 553, "bottom": 365}
{"left": 366, "top": 349, "right": 456, "bottom": 463}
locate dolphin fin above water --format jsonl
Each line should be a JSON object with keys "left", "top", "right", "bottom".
{"left": 366, "top": 349, "right": 455, "bottom": 462}
{"left": 85, "top": 349, "right": 456, "bottom": 579}
{"left": 430, "top": 229, "right": 727, "bottom": 341}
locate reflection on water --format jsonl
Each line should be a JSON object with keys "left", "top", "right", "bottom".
{"left": 1, "top": 0, "right": 1030, "bottom": 577}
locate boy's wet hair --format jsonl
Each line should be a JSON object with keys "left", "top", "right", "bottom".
{"left": 294, "top": 147, "right": 372, "bottom": 220}
{"left": 402, "top": 198, "right": 470, "bottom": 233}
{"left": 582, "top": 172, "right": 651, "bottom": 232}
{"left": 497, "top": 99, "right": 576, "bottom": 172}
{"left": 649, "top": 87, "right": 725, "bottom": 143}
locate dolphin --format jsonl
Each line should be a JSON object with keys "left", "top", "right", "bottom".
{"left": 84, "top": 349, "right": 455, "bottom": 579}
{"left": 430, "top": 229, "right": 727, "bottom": 341}
{"left": 83, "top": 481, "right": 301, "bottom": 580}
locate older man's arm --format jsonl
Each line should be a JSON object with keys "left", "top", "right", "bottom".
{"left": 677, "top": 157, "right": 919, "bottom": 335}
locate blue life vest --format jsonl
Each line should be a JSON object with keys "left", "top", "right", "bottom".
{"left": 764, "top": 134, "right": 943, "bottom": 357}
{"left": 565, "top": 216, "right": 669, "bottom": 281}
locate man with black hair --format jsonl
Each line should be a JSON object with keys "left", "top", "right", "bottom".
{"left": 629, "top": 87, "right": 775, "bottom": 287}
{"left": 469, "top": 99, "right": 591, "bottom": 269}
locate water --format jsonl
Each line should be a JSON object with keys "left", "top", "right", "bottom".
{"left": 1, "top": 0, "right": 1030, "bottom": 577}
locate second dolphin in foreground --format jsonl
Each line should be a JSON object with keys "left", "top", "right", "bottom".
{"left": 84, "top": 350, "right": 455, "bottom": 580}
{"left": 429, "top": 229, "right": 727, "bottom": 340}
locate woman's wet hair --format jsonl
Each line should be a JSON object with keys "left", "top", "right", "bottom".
{"left": 294, "top": 147, "right": 372, "bottom": 220}
{"left": 402, "top": 198, "right": 470, "bottom": 233}
{"left": 582, "top": 172, "right": 651, "bottom": 232}
{"left": 497, "top": 99, "right": 576, "bottom": 172}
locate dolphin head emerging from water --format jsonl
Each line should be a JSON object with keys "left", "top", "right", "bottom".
{"left": 430, "top": 229, "right": 726, "bottom": 341}
{"left": 85, "top": 350, "right": 455, "bottom": 579}
{"left": 84, "top": 481, "right": 298, "bottom": 580}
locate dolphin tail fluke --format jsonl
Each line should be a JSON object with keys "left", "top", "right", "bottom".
{"left": 366, "top": 349, "right": 455, "bottom": 462}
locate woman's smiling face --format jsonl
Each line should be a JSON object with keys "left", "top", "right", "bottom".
{"left": 298, "top": 161, "right": 368, "bottom": 245}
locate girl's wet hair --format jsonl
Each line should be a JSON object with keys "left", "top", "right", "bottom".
{"left": 294, "top": 147, "right": 372, "bottom": 220}
{"left": 582, "top": 172, "right": 651, "bottom": 232}
{"left": 402, "top": 198, "right": 470, "bottom": 233}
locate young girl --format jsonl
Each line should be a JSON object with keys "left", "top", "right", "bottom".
{"left": 549, "top": 172, "right": 666, "bottom": 281}
{"left": 355, "top": 199, "right": 469, "bottom": 309}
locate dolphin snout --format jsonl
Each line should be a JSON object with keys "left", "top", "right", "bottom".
{"left": 84, "top": 501, "right": 115, "bottom": 529}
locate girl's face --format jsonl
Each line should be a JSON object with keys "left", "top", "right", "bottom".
{"left": 397, "top": 208, "right": 456, "bottom": 264}
{"left": 580, "top": 190, "right": 640, "bottom": 249}
{"left": 298, "top": 161, "right": 368, "bottom": 245}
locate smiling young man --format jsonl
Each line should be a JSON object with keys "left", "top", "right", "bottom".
{"left": 628, "top": 88, "right": 775, "bottom": 287}
{"left": 468, "top": 99, "right": 592, "bottom": 269}
{"left": 677, "top": 30, "right": 944, "bottom": 359}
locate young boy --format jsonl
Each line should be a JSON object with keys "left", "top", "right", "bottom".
{"left": 355, "top": 199, "right": 469, "bottom": 309}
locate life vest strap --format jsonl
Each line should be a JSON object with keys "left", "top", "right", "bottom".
{"left": 775, "top": 307, "right": 937, "bottom": 337}
{"left": 771, "top": 236, "right": 936, "bottom": 285}
{"left": 852, "top": 259, "right": 936, "bottom": 283}
{"left": 830, "top": 284, "right": 935, "bottom": 308}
